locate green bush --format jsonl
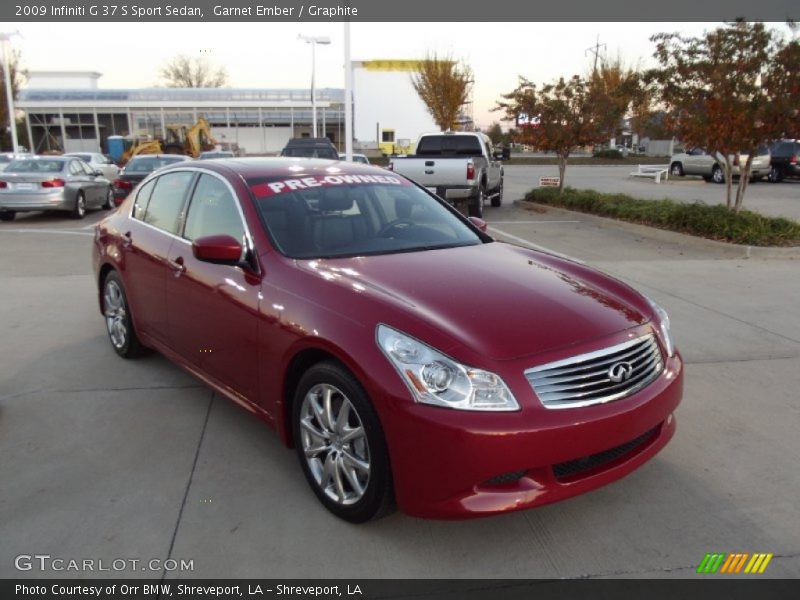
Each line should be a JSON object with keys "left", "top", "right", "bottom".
{"left": 525, "top": 187, "right": 800, "bottom": 247}
{"left": 592, "top": 149, "right": 624, "bottom": 159}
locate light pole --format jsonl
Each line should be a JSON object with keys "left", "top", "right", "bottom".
{"left": 298, "top": 34, "right": 331, "bottom": 138}
{"left": 344, "top": 22, "right": 353, "bottom": 161}
{"left": 0, "top": 30, "right": 20, "bottom": 154}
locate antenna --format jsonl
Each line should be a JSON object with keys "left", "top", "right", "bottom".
{"left": 585, "top": 34, "right": 607, "bottom": 73}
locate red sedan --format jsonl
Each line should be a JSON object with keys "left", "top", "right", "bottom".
{"left": 92, "top": 158, "right": 682, "bottom": 522}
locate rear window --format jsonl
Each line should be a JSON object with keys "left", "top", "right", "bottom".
{"left": 69, "top": 154, "right": 93, "bottom": 162}
{"left": 282, "top": 147, "right": 339, "bottom": 160}
{"left": 126, "top": 156, "right": 187, "bottom": 173}
{"left": 5, "top": 159, "right": 65, "bottom": 173}
{"left": 142, "top": 171, "right": 195, "bottom": 235}
{"left": 416, "top": 135, "right": 483, "bottom": 157}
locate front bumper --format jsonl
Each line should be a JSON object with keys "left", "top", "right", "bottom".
{"left": 377, "top": 340, "right": 683, "bottom": 519}
{"left": 0, "top": 190, "right": 69, "bottom": 212}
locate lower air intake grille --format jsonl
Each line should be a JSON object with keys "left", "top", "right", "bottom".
{"left": 552, "top": 427, "right": 658, "bottom": 481}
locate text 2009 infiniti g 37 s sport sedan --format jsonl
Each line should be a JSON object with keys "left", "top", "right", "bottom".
{"left": 92, "top": 158, "right": 682, "bottom": 522}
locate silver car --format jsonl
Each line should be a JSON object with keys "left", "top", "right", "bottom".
{"left": 63, "top": 152, "right": 121, "bottom": 181}
{"left": 669, "top": 146, "right": 771, "bottom": 183}
{"left": 0, "top": 156, "right": 114, "bottom": 221}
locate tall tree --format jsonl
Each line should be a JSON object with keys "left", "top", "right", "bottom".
{"left": 411, "top": 53, "right": 473, "bottom": 131}
{"left": 647, "top": 22, "right": 793, "bottom": 212}
{"left": 0, "top": 49, "right": 25, "bottom": 151}
{"left": 159, "top": 54, "right": 227, "bottom": 88}
{"left": 586, "top": 56, "right": 639, "bottom": 144}
{"left": 485, "top": 122, "right": 504, "bottom": 145}
{"left": 496, "top": 75, "right": 600, "bottom": 191}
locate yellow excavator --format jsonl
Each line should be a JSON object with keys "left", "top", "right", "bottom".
{"left": 121, "top": 117, "right": 217, "bottom": 162}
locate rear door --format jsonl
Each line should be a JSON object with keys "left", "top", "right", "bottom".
{"left": 166, "top": 172, "right": 261, "bottom": 402}
{"left": 120, "top": 170, "right": 196, "bottom": 345}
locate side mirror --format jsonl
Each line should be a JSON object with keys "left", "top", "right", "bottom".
{"left": 192, "top": 234, "right": 243, "bottom": 264}
{"left": 468, "top": 216, "right": 488, "bottom": 233}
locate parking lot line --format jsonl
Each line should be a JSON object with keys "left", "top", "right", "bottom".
{"left": 488, "top": 220, "right": 581, "bottom": 224}
{"left": 0, "top": 228, "right": 94, "bottom": 237}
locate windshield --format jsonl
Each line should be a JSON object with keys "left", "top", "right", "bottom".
{"left": 126, "top": 157, "right": 186, "bottom": 173}
{"left": 5, "top": 159, "right": 65, "bottom": 173}
{"left": 251, "top": 176, "right": 483, "bottom": 259}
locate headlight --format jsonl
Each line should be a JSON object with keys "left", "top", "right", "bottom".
{"left": 376, "top": 325, "right": 519, "bottom": 411}
{"left": 646, "top": 297, "right": 675, "bottom": 357}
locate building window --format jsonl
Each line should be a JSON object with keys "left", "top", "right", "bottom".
{"left": 381, "top": 130, "right": 395, "bottom": 143}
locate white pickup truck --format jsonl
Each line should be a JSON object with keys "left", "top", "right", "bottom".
{"left": 388, "top": 132, "right": 504, "bottom": 218}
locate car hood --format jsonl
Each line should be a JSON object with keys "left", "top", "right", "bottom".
{"left": 295, "top": 242, "right": 652, "bottom": 361}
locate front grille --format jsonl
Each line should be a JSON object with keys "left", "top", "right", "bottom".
{"left": 525, "top": 334, "right": 663, "bottom": 409}
{"left": 553, "top": 427, "right": 658, "bottom": 481}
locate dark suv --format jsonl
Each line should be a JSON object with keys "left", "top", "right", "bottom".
{"left": 280, "top": 137, "right": 339, "bottom": 160}
{"left": 768, "top": 140, "right": 800, "bottom": 182}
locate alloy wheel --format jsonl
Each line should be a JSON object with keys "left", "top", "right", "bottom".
{"left": 104, "top": 279, "right": 128, "bottom": 349}
{"left": 299, "top": 383, "right": 371, "bottom": 506}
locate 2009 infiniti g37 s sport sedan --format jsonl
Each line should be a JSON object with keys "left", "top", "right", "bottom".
{"left": 92, "top": 158, "right": 683, "bottom": 522}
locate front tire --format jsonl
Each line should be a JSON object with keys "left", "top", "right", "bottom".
{"left": 670, "top": 162, "right": 684, "bottom": 177}
{"left": 71, "top": 192, "right": 86, "bottom": 219}
{"left": 711, "top": 165, "right": 725, "bottom": 184}
{"left": 0, "top": 210, "right": 16, "bottom": 222}
{"left": 768, "top": 166, "right": 783, "bottom": 183}
{"left": 102, "top": 271, "right": 149, "bottom": 358}
{"left": 292, "top": 361, "right": 395, "bottom": 523}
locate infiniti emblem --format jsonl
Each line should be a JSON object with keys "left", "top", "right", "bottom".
{"left": 608, "top": 361, "right": 634, "bottom": 383}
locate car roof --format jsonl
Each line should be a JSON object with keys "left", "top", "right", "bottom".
{"left": 128, "top": 154, "right": 191, "bottom": 160}
{"left": 156, "top": 157, "right": 390, "bottom": 180}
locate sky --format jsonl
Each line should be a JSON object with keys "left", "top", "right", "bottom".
{"left": 9, "top": 21, "right": 727, "bottom": 128}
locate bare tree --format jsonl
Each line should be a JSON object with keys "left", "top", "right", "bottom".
{"left": 411, "top": 53, "right": 473, "bottom": 131}
{"left": 159, "top": 55, "right": 228, "bottom": 88}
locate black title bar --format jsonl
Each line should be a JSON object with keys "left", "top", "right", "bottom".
{"left": 3, "top": 0, "right": 799, "bottom": 22}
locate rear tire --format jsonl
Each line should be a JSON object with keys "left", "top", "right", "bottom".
{"left": 469, "top": 187, "right": 484, "bottom": 218}
{"left": 102, "top": 271, "right": 149, "bottom": 358}
{"left": 670, "top": 162, "right": 684, "bottom": 177}
{"left": 71, "top": 192, "right": 86, "bottom": 219}
{"left": 712, "top": 165, "right": 724, "bottom": 184}
{"left": 491, "top": 179, "right": 503, "bottom": 208}
{"left": 292, "top": 361, "right": 395, "bottom": 523}
{"left": 103, "top": 186, "right": 115, "bottom": 209}
{"left": 768, "top": 166, "right": 783, "bottom": 183}
{"left": 0, "top": 210, "right": 16, "bottom": 222}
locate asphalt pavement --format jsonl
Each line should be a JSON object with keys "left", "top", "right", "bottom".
{"left": 0, "top": 177, "right": 798, "bottom": 579}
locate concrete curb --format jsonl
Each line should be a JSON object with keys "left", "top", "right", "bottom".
{"left": 513, "top": 200, "right": 800, "bottom": 259}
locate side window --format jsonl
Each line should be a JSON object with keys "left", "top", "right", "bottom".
{"left": 143, "top": 171, "right": 194, "bottom": 234}
{"left": 183, "top": 174, "right": 245, "bottom": 244}
{"left": 132, "top": 179, "right": 156, "bottom": 221}
{"left": 68, "top": 161, "right": 83, "bottom": 176}
{"left": 79, "top": 161, "right": 95, "bottom": 176}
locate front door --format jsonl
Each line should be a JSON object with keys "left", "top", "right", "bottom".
{"left": 166, "top": 172, "right": 261, "bottom": 402}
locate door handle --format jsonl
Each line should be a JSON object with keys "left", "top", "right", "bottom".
{"left": 168, "top": 256, "right": 186, "bottom": 275}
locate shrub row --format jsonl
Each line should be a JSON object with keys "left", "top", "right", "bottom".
{"left": 524, "top": 187, "right": 800, "bottom": 247}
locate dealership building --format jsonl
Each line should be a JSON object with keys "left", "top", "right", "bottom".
{"left": 16, "top": 63, "right": 454, "bottom": 156}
